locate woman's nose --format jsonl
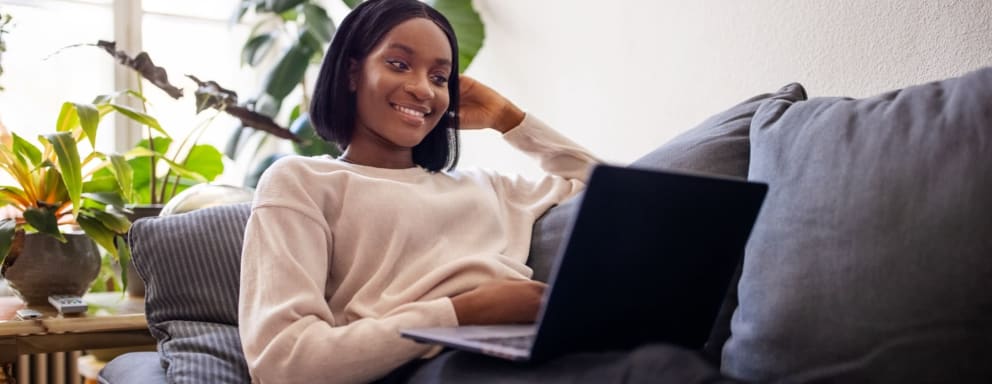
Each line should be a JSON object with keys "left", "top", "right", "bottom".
{"left": 404, "top": 78, "right": 435, "bottom": 101}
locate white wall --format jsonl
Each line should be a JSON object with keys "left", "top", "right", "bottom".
{"left": 459, "top": 0, "right": 992, "bottom": 178}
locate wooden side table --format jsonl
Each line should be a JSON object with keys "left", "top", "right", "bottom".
{"left": 0, "top": 292, "right": 155, "bottom": 383}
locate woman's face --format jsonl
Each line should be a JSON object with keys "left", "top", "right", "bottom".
{"left": 350, "top": 17, "right": 453, "bottom": 152}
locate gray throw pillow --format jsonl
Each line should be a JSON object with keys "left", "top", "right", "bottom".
{"left": 722, "top": 67, "right": 992, "bottom": 383}
{"left": 128, "top": 203, "right": 252, "bottom": 383}
{"left": 529, "top": 83, "right": 808, "bottom": 283}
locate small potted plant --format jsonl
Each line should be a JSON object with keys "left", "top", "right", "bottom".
{"left": 0, "top": 97, "right": 159, "bottom": 305}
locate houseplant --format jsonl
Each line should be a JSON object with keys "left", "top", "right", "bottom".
{"left": 87, "top": 41, "right": 227, "bottom": 295}
{"left": 0, "top": 97, "right": 160, "bottom": 304}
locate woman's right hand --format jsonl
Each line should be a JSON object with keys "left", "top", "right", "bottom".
{"left": 451, "top": 280, "right": 547, "bottom": 325}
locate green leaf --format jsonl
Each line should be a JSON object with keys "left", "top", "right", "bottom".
{"left": 11, "top": 133, "right": 41, "bottom": 167}
{"left": 82, "top": 176, "right": 118, "bottom": 193}
{"left": 23, "top": 206, "right": 65, "bottom": 242}
{"left": 265, "top": 0, "right": 306, "bottom": 13}
{"left": 241, "top": 32, "right": 275, "bottom": 67}
{"left": 431, "top": 0, "right": 485, "bottom": 73}
{"left": 116, "top": 235, "right": 131, "bottom": 291}
{"left": 123, "top": 137, "right": 173, "bottom": 205}
{"left": 0, "top": 187, "right": 28, "bottom": 208}
{"left": 182, "top": 144, "right": 225, "bottom": 182}
{"left": 40, "top": 132, "right": 82, "bottom": 217}
{"left": 342, "top": 0, "right": 363, "bottom": 9}
{"left": 300, "top": 26, "right": 326, "bottom": 60}
{"left": 55, "top": 102, "right": 80, "bottom": 133}
{"left": 125, "top": 147, "right": 208, "bottom": 183}
{"left": 0, "top": 218, "right": 16, "bottom": 264}
{"left": 288, "top": 104, "right": 302, "bottom": 123}
{"left": 77, "top": 212, "right": 117, "bottom": 257}
{"left": 73, "top": 103, "right": 100, "bottom": 148}
{"left": 290, "top": 114, "right": 339, "bottom": 156}
{"left": 263, "top": 38, "right": 313, "bottom": 100}
{"left": 108, "top": 153, "right": 134, "bottom": 203}
{"left": 136, "top": 137, "right": 173, "bottom": 156}
{"left": 302, "top": 3, "right": 335, "bottom": 43}
{"left": 110, "top": 104, "right": 169, "bottom": 137}
{"left": 88, "top": 209, "right": 131, "bottom": 234}
{"left": 82, "top": 192, "right": 127, "bottom": 209}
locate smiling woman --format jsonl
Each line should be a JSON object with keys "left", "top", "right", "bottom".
{"left": 237, "top": 0, "right": 599, "bottom": 383}
{"left": 310, "top": 0, "right": 464, "bottom": 173}
{"left": 345, "top": 18, "right": 454, "bottom": 169}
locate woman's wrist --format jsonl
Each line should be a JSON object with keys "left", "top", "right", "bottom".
{"left": 494, "top": 103, "right": 525, "bottom": 134}
{"left": 450, "top": 293, "right": 478, "bottom": 325}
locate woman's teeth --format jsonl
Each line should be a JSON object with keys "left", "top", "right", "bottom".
{"left": 393, "top": 104, "right": 429, "bottom": 117}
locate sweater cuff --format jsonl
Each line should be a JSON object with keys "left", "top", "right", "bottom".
{"left": 434, "top": 297, "right": 460, "bottom": 328}
{"left": 501, "top": 113, "right": 546, "bottom": 141}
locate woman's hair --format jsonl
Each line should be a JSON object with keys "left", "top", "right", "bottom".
{"left": 310, "top": 0, "right": 460, "bottom": 172}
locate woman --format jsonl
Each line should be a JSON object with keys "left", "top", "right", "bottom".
{"left": 238, "top": 0, "right": 599, "bottom": 382}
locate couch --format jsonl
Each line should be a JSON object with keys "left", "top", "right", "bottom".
{"left": 100, "top": 67, "right": 992, "bottom": 383}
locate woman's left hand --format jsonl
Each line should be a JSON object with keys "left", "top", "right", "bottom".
{"left": 457, "top": 75, "right": 525, "bottom": 133}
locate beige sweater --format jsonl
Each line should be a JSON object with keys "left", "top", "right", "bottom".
{"left": 239, "top": 115, "right": 599, "bottom": 383}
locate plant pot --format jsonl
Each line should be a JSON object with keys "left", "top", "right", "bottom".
{"left": 111, "top": 204, "right": 164, "bottom": 297}
{"left": 1, "top": 232, "right": 101, "bottom": 306}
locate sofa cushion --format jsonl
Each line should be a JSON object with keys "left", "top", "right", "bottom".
{"left": 128, "top": 203, "right": 252, "bottom": 383}
{"left": 99, "top": 352, "right": 166, "bottom": 384}
{"left": 722, "top": 67, "right": 992, "bottom": 382}
{"left": 529, "top": 83, "right": 807, "bottom": 362}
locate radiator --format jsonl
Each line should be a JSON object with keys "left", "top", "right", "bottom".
{"left": 14, "top": 352, "right": 82, "bottom": 384}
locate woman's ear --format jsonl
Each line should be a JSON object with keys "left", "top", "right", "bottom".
{"left": 348, "top": 59, "right": 359, "bottom": 91}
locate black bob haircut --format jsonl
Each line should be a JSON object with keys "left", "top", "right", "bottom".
{"left": 309, "top": 0, "right": 460, "bottom": 172}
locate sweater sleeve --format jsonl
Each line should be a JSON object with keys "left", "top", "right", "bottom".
{"left": 238, "top": 162, "right": 459, "bottom": 384}
{"left": 491, "top": 114, "right": 601, "bottom": 210}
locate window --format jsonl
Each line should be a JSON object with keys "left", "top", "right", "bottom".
{"left": 0, "top": 0, "right": 254, "bottom": 185}
{"left": 139, "top": 0, "right": 253, "bottom": 162}
{"left": 0, "top": 0, "right": 115, "bottom": 153}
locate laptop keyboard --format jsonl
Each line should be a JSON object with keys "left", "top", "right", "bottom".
{"left": 473, "top": 335, "right": 535, "bottom": 350}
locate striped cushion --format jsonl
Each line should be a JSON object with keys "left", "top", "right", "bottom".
{"left": 128, "top": 203, "right": 252, "bottom": 383}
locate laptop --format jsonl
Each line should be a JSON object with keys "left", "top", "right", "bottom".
{"left": 401, "top": 164, "right": 767, "bottom": 362}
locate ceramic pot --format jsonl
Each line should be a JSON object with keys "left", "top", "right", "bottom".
{"left": 1, "top": 232, "right": 101, "bottom": 306}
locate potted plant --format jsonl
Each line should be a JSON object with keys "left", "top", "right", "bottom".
{"left": 85, "top": 41, "right": 227, "bottom": 296}
{"left": 0, "top": 97, "right": 159, "bottom": 305}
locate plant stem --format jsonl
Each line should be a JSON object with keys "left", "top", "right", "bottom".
{"left": 160, "top": 109, "right": 220, "bottom": 202}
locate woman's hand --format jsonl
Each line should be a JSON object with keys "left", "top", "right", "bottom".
{"left": 451, "top": 279, "right": 547, "bottom": 325}
{"left": 457, "top": 75, "right": 526, "bottom": 133}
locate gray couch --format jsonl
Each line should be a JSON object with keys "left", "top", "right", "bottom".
{"left": 101, "top": 67, "right": 992, "bottom": 383}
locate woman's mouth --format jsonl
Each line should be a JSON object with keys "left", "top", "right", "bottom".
{"left": 391, "top": 103, "right": 432, "bottom": 126}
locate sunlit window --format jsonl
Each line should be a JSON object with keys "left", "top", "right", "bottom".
{"left": 0, "top": 0, "right": 115, "bottom": 166}
{"left": 140, "top": 0, "right": 254, "bottom": 169}
{"left": 0, "top": 0, "right": 257, "bottom": 186}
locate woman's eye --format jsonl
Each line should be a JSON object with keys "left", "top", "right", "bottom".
{"left": 386, "top": 60, "right": 409, "bottom": 71}
{"left": 431, "top": 74, "right": 449, "bottom": 86}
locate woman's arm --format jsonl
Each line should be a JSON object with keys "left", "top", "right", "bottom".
{"left": 458, "top": 75, "right": 601, "bottom": 183}
{"left": 458, "top": 76, "right": 526, "bottom": 134}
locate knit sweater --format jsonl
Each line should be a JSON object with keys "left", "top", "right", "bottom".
{"left": 238, "top": 114, "right": 599, "bottom": 383}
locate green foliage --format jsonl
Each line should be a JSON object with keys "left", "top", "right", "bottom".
{"left": 0, "top": 97, "right": 149, "bottom": 267}
{"left": 429, "top": 0, "right": 485, "bottom": 74}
